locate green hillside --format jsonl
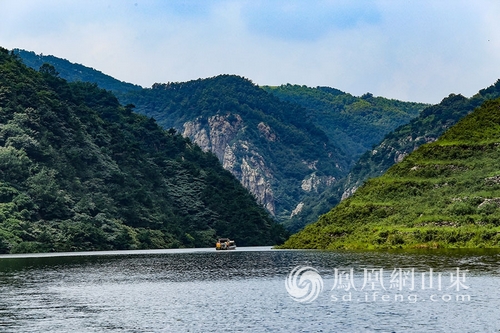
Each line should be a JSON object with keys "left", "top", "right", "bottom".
{"left": 260, "top": 84, "right": 426, "bottom": 231}
{"left": 0, "top": 48, "right": 287, "bottom": 253}
{"left": 286, "top": 80, "right": 500, "bottom": 233}
{"left": 281, "top": 97, "right": 500, "bottom": 249}
{"left": 342, "top": 81, "right": 500, "bottom": 200}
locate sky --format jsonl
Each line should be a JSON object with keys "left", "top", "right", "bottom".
{"left": 1, "top": 0, "right": 500, "bottom": 103}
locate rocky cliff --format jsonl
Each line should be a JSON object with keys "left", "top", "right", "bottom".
{"left": 183, "top": 114, "right": 276, "bottom": 215}
{"left": 279, "top": 80, "right": 500, "bottom": 233}
{"left": 20, "top": 49, "right": 431, "bottom": 230}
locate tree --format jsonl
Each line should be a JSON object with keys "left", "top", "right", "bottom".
{"left": 39, "top": 63, "right": 59, "bottom": 77}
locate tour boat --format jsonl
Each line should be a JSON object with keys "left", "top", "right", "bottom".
{"left": 215, "top": 238, "right": 236, "bottom": 250}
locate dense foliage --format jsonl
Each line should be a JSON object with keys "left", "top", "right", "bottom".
{"left": 262, "top": 84, "right": 426, "bottom": 163}
{"left": 262, "top": 85, "right": 426, "bottom": 231}
{"left": 0, "top": 48, "right": 287, "bottom": 253}
{"left": 281, "top": 97, "right": 500, "bottom": 249}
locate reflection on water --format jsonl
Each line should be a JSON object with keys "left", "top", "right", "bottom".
{"left": 0, "top": 247, "right": 499, "bottom": 332}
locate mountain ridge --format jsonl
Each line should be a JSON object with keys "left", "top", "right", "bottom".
{"left": 342, "top": 80, "right": 500, "bottom": 200}
{"left": 13, "top": 49, "right": 142, "bottom": 93}
{"left": 262, "top": 84, "right": 427, "bottom": 162}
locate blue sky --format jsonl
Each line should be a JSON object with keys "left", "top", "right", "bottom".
{"left": 1, "top": 0, "right": 499, "bottom": 103}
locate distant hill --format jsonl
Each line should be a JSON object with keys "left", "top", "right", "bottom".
{"left": 281, "top": 96, "right": 500, "bottom": 249}
{"left": 113, "top": 79, "right": 428, "bottom": 230}
{"left": 261, "top": 85, "right": 427, "bottom": 232}
{"left": 262, "top": 84, "right": 427, "bottom": 163}
{"left": 13, "top": 49, "right": 142, "bottom": 93}
{"left": 0, "top": 48, "right": 287, "bottom": 253}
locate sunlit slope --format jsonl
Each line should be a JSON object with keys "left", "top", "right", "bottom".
{"left": 281, "top": 98, "right": 500, "bottom": 249}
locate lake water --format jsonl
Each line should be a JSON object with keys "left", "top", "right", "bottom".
{"left": 1, "top": 247, "right": 499, "bottom": 332}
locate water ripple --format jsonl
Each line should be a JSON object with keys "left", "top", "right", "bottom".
{"left": 0, "top": 247, "right": 499, "bottom": 332}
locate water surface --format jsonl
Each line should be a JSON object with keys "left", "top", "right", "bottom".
{"left": 0, "top": 247, "right": 499, "bottom": 332}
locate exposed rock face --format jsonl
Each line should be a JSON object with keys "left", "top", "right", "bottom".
{"left": 208, "top": 115, "right": 243, "bottom": 160}
{"left": 239, "top": 155, "right": 275, "bottom": 214}
{"left": 183, "top": 114, "right": 276, "bottom": 215}
{"left": 290, "top": 202, "right": 304, "bottom": 217}
{"left": 485, "top": 175, "right": 500, "bottom": 185}
{"left": 222, "top": 139, "right": 275, "bottom": 215}
{"left": 342, "top": 134, "right": 439, "bottom": 201}
{"left": 183, "top": 114, "right": 242, "bottom": 159}
{"left": 182, "top": 113, "right": 341, "bottom": 219}
{"left": 301, "top": 173, "right": 320, "bottom": 192}
{"left": 257, "top": 122, "right": 277, "bottom": 142}
{"left": 341, "top": 186, "right": 358, "bottom": 201}
{"left": 222, "top": 144, "right": 237, "bottom": 170}
{"left": 394, "top": 152, "right": 407, "bottom": 163}
{"left": 183, "top": 121, "right": 210, "bottom": 151}
{"left": 301, "top": 173, "right": 336, "bottom": 192}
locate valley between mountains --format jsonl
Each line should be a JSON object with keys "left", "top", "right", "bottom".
{"left": 1, "top": 48, "right": 499, "bottom": 252}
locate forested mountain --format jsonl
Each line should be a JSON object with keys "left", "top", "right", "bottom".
{"left": 0, "top": 48, "right": 287, "bottom": 253}
{"left": 281, "top": 97, "right": 500, "bottom": 249}
{"left": 14, "top": 49, "right": 428, "bottom": 231}
{"left": 118, "top": 76, "right": 348, "bottom": 223}
{"left": 262, "top": 84, "right": 426, "bottom": 164}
